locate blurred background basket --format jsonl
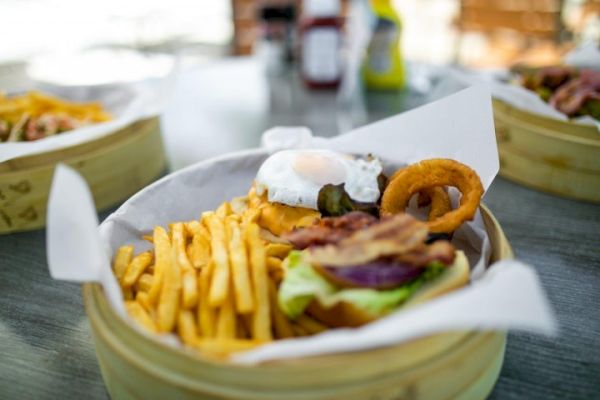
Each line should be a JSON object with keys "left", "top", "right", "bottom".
{"left": 493, "top": 99, "right": 600, "bottom": 203}
{"left": 82, "top": 205, "right": 511, "bottom": 400}
{"left": 0, "top": 116, "right": 166, "bottom": 234}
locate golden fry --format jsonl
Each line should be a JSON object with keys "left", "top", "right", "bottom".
{"left": 181, "top": 269, "right": 199, "bottom": 310}
{"left": 122, "top": 251, "right": 153, "bottom": 288}
{"left": 178, "top": 310, "right": 198, "bottom": 345}
{"left": 189, "top": 232, "right": 211, "bottom": 269}
{"left": 296, "top": 315, "right": 328, "bottom": 335}
{"left": 266, "top": 256, "right": 283, "bottom": 273}
{"left": 192, "top": 338, "right": 264, "bottom": 357}
{"left": 216, "top": 202, "right": 232, "bottom": 218}
{"left": 125, "top": 301, "right": 157, "bottom": 333}
{"left": 172, "top": 223, "right": 198, "bottom": 309}
{"left": 205, "top": 213, "right": 231, "bottom": 307}
{"left": 242, "top": 208, "right": 261, "bottom": 225}
{"left": 230, "top": 196, "right": 249, "bottom": 215}
{"left": 113, "top": 245, "right": 134, "bottom": 283}
{"left": 156, "top": 247, "right": 182, "bottom": 333}
{"left": 265, "top": 243, "right": 293, "bottom": 259}
{"left": 148, "top": 227, "right": 169, "bottom": 304}
{"left": 142, "top": 235, "right": 154, "bottom": 244}
{"left": 245, "top": 223, "right": 272, "bottom": 341}
{"left": 226, "top": 217, "right": 254, "bottom": 313}
{"left": 135, "top": 273, "right": 154, "bottom": 293}
{"left": 198, "top": 261, "right": 217, "bottom": 338}
{"left": 215, "top": 284, "right": 237, "bottom": 339}
{"left": 184, "top": 220, "right": 203, "bottom": 237}
{"left": 270, "top": 268, "right": 285, "bottom": 285}
{"left": 136, "top": 291, "right": 152, "bottom": 313}
{"left": 268, "top": 279, "right": 294, "bottom": 339}
{"left": 172, "top": 223, "right": 194, "bottom": 270}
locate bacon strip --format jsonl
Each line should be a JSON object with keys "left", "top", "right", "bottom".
{"left": 395, "top": 240, "right": 455, "bottom": 267}
{"left": 308, "top": 213, "right": 428, "bottom": 267}
{"left": 283, "top": 211, "right": 378, "bottom": 249}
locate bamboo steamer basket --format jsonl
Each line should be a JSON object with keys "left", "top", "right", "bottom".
{"left": 493, "top": 99, "right": 600, "bottom": 203}
{"left": 0, "top": 117, "right": 166, "bottom": 233}
{"left": 83, "top": 205, "right": 512, "bottom": 400}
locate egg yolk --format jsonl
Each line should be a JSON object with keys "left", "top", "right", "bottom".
{"left": 293, "top": 153, "right": 346, "bottom": 186}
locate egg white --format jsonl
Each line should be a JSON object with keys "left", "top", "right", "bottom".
{"left": 255, "top": 149, "right": 382, "bottom": 210}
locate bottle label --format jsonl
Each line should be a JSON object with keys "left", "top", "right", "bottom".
{"left": 367, "top": 17, "right": 398, "bottom": 73}
{"left": 302, "top": 27, "right": 340, "bottom": 82}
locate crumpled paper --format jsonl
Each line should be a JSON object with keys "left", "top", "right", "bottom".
{"left": 0, "top": 76, "right": 172, "bottom": 163}
{"left": 46, "top": 86, "right": 557, "bottom": 364}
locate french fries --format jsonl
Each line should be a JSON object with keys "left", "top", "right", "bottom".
{"left": 215, "top": 283, "right": 237, "bottom": 339}
{"left": 178, "top": 310, "right": 198, "bottom": 345}
{"left": 266, "top": 243, "right": 293, "bottom": 259}
{"left": 172, "top": 223, "right": 198, "bottom": 309}
{"left": 122, "top": 252, "right": 153, "bottom": 288}
{"left": 198, "top": 261, "right": 217, "bottom": 337}
{"left": 269, "top": 279, "right": 294, "bottom": 339}
{"left": 135, "top": 273, "right": 154, "bottom": 293}
{"left": 156, "top": 247, "right": 182, "bottom": 333}
{"left": 226, "top": 217, "right": 254, "bottom": 313}
{"left": 112, "top": 245, "right": 134, "bottom": 283}
{"left": 204, "top": 212, "right": 231, "bottom": 307}
{"left": 125, "top": 301, "right": 157, "bottom": 333}
{"left": 0, "top": 91, "right": 111, "bottom": 143}
{"left": 245, "top": 223, "right": 272, "bottom": 341}
{"left": 118, "top": 200, "right": 326, "bottom": 358}
{"left": 189, "top": 232, "right": 211, "bottom": 268}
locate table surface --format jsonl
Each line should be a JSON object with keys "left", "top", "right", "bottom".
{"left": 1, "top": 62, "right": 599, "bottom": 400}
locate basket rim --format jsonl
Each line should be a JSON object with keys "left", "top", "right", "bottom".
{"left": 492, "top": 99, "right": 600, "bottom": 147}
{"left": 0, "top": 116, "right": 160, "bottom": 173}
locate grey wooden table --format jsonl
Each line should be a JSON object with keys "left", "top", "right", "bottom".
{"left": 1, "top": 65, "right": 599, "bottom": 399}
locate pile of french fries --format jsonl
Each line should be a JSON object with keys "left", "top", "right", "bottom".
{"left": 113, "top": 197, "right": 328, "bottom": 358}
{"left": 0, "top": 91, "right": 111, "bottom": 142}
{"left": 0, "top": 91, "right": 111, "bottom": 123}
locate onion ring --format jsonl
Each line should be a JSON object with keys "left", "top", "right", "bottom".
{"left": 380, "top": 159, "right": 483, "bottom": 233}
{"left": 417, "top": 187, "right": 452, "bottom": 221}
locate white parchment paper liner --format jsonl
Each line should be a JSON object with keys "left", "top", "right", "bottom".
{"left": 47, "top": 86, "right": 557, "bottom": 364}
{"left": 0, "top": 76, "right": 172, "bottom": 163}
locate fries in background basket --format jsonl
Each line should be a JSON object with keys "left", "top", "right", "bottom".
{"left": 112, "top": 199, "right": 327, "bottom": 359}
{"left": 0, "top": 91, "right": 111, "bottom": 142}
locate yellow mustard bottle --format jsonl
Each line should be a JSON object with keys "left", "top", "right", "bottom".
{"left": 362, "top": 0, "right": 406, "bottom": 90}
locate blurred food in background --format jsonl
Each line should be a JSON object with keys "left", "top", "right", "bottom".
{"left": 513, "top": 65, "right": 600, "bottom": 119}
{"left": 0, "top": 91, "right": 111, "bottom": 142}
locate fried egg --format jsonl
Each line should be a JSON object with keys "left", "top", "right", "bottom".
{"left": 255, "top": 149, "right": 382, "bottom": 210}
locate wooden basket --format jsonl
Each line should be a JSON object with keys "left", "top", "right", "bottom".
{"left": 0, "top": 117, "right": 166, "bottom": 233}
{"left": 493, "top": 99, "right": 600, "bottom": 203}
{"left": 82, "top": 205, "right": 512, "bottom": 400}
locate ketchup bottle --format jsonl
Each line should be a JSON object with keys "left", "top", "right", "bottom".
{"left": 299, "top": 0, "right": 344, "bottom": 89}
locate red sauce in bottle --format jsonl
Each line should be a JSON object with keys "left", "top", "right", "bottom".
{"left": 299, "top": 0, "right": 344, "bottom": 89}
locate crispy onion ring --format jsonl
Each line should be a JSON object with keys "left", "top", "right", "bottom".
{"left": 380, "top": 159, "right": 483, "bottom": 233}
{"left": 418, "top": 187, "right": 452, "bottom": 221}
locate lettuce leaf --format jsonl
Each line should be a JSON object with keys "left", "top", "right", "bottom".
{"left": 278, "top": 251, "right": 445, "bottom": 319}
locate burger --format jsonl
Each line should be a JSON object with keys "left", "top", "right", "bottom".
{"left": 277, "top": 211, "right": 469, "bottom": 327}
{"left": 249, "top": 149, "right": 471, "bottom": 328}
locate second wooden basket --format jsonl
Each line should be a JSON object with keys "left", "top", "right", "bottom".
{"left": 0, "top": 117, "right": 166, "bottom": 233}
{"left": 493, "top": 99, "right": 600, "bottom": 203}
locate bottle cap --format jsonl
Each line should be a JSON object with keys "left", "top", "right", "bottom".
{"left": 303, "top": 0, "right": 341, "bottom": 17}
